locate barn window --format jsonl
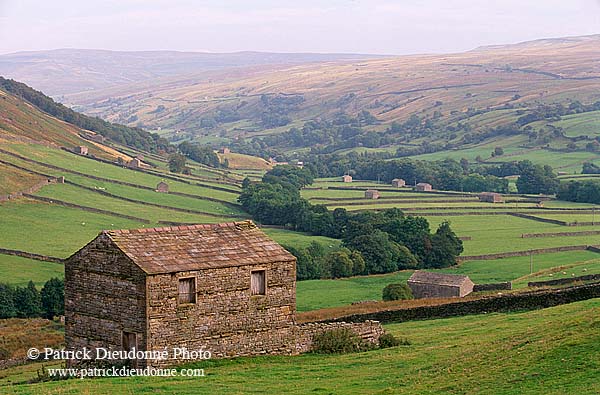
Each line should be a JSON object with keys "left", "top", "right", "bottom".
{"left": 250, "top": 270, "right": 266, "bottom": 295}
{"left": 178, "top": 277, "right": 196, "bottom": 304}
{"left": 122, "top": 331, "right": 137, "bottom": 351}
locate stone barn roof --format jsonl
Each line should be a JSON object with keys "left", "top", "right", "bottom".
{"left": 94, "top": 221, "right": 295, "bottom": 274}
{"left": 408, "top": 271, "right": 471, "bottom": 287}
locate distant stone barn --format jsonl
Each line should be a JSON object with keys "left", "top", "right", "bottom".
{"left": 479, "top": 192, "right": 503, "bottom": 203}
{"left": 127, "top": 158, "right": 142, "bottom": 168}
{"left": 407, "top": 271, "right": 474, "bottom": 299}
{"left": 155, "top": 181, "right": 169, "bottom": 193}
{"left": 342, "top": 175, "right": 353, "bottom": 183}
{"left": 415, "top": 183, "right": 432, "bottom": 192}
{"left": 391, "top": 178, "right": 406, "bottom": 188}
{"left": 73, "top": 146, "right": 88, "bottom": 155}
{"left": 364, "top": 189, "right": 380, "bottom": 199}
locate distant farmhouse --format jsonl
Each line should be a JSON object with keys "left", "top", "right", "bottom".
{"left": 65, "top": 221, "right": 383, "bottom": 367}
{"left": 391, "top": 178, "right": 406, "bottom": 188}
{"left": 479, "top": 192, "right": 503, "bottom": 203}
{"left": 415, "top": 182, "right": 432, "bottom": 192}
{"left": 342, "top": 175, "right": 353, "bottom": 183}
{"left": 408, "top": 271, "right": 474, "bottom": 299}
{"left": 127, "top": 158, "right": 143, "bottom": 169}
{"left": 365, "top": 189, "right": 380, "bottom": 199}
{"left": 219, "top": 147, "right": 231, "bottom": 154}
{"left": 73, "top": 146, "right": 88, "bottom": 155}
{"left": 155, "top": 181, "right": 169, "bottom": 193}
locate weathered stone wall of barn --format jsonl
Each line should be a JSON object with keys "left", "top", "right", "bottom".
{"left": 145, "top": 260, "right": 297, "bottom": 366}
{"left": 294, "top": 321, "right": 384, "bottom": 353}
{"left": 408, "top": 283, "right": 461, "bottom": 299}
{"left": 65, "top": 234, "right": 148, "bottom": 365}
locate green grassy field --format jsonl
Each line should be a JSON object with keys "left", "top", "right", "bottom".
{"left": 0, "top": 254, "right": 63, "bottom": 287}
{"left": 33, "top": 183, "right": 240, "bottom": 223}
{"left": 530, "top": 110, "right": 600, "bottom": 138}
{"left": 0, "top": 200, "right": 146, "bottom": 258}
{"left": 263, "top": 229, "right": 341, "bottom": 251}
{"left": 423, "top": 215, "right": 600, "bottom": 255}
{"left": 2, "top": 144, "right": 240, "bottom": 202}
{"left": 5, "top": 299, "right": 599, "bottom": 394}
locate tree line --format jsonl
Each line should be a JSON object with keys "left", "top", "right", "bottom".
{"left": 0, "top": 278, "right": 63, "bottom": 319}
{"left": 239, "top": 166, "right": 464, "bottom": 280}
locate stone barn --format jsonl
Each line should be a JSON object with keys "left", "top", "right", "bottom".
{"left": 65, "top": 221, "right": 384, "bottom": 368}
{"left": 73, "top": 146, "right": 88, "bottom": 155}
{"left": 342, "top": 175, "right": 353, "bottom": 183}
{"left": 155, "top": 181, "right": 169, "bottom": 193}
{"left": 479, "top": 192, "right": 503, "bottom": 203}
{"left": 415, "top": 183, "right": 432, "bottom": 192}
{"left": 127, "top": 158, "right": 142, "bottom": 168}
{"left": 391, "top": 178, "right": 406, "bottom": 188}
{"left": 408, "top": 271, "right": 474, "bottom": 299}
{"left": 364, "top": 189, "right": 380, "bottom": 199}
{"left": 219, "top": 147, "right": 231, "bottom": 154}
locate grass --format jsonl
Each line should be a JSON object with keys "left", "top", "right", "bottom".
{"left": 513, "top": 259, "right": 600, "bottom": 287}
{"left": 217, "top": 152, "right": 272, "bottom": 170}
{"left": 0, "top": 318, "right": 64, "bottom": 361}
{"left": 0, "top": 200, "right": 146, "bottom": 258}
{"left": 263, "top": 228, "right": 341, "bottom": 251}
{"left": 0, "top": 254, "right": 63, "bottom": 287}
{"left": 0, "top": 163, "right": 45, "bottom": 195}
{"left": 297, "top": 272, "right": 412, "bottom": 311}
{"left": 33, "top": 183, "right": 239, "bottom": 224}
{"left": 423, "top": 214, "right": 600, "bottom": 255}
{"left": 4, "top": 299, "right": 599, "bottom": 394}
{"left": 3, "top": 144, "right": 240, "bottom": 203}
{"left": 62, "top": 174, "right": 246, "bottom": 216}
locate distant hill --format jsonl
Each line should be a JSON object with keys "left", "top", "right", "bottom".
{"left": 0, "top": 77, "right": 172, "bottom": 153}
{"left": 0, "top": 49, "right": 384, "bottom": 96}
{"left": 54, "top": 35, "right": 600, "bottom": 170}
{"left": 65, "top": 35, "right": 600, "bottom": 131}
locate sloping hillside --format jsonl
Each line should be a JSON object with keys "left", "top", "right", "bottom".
{"left": 68, "top": 35, "right": 600, "bottom": 136}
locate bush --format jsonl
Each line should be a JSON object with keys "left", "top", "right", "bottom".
{"left": 382, "top": 283, "right": 413, "bottom": 301}
{"left": 312, "top": 328, "right": 374, "bottom": 354}
{"left": 379, "top": 333, "right": 410, "bottom": 348}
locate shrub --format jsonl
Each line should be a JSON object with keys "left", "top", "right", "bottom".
{"left": 379, "top": 333, "right": 410, "bottom": 348}
{"left": 312, "top": 328, "right": 374, "bottom": 354}
{"left": 382, "top": 283, "right": 413, "bottom": 301}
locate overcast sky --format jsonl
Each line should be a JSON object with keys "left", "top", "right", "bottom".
{"left": 1, "top": 0, "right": 599, "bottom": 55}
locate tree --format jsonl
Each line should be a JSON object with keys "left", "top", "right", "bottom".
{"left": 40, "top": 278, "right": 64, "bottom": 319}
{"left": 492, "top": 147, "right": 504, "bottom": 157}
{"left": 326, "top": 250, "right": 354, "bottom": 279}
{"left": 423, "top": 222, "right": 464, "bottom": 268}
{"left": 382, "top": 283, "right": 413, "bottom": 301}
{"left": 396, "top": 246, "right": 418, "bottom": 269}
{"left": 14, "top": 281, "right": 42, "bottom": 318}
{"left": 516, "top": 161, "right": 559, "bottom": 194}
{"left": 459, "top": 158, "right": 470, "bottom": 174}
{"left": 168, "top": 153, "right": 187, "bottom": 173}
{"left": 285, "top": 245, "right": 322, "bottom": 280}
{"left": 349, "top": 250, "right": 366, "bottom": 276}
{"left": 0, "top": 283, "right": 16, "bottom": 318}
{"left": 344, "top": 230, "right": 402, "bottom": 274}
